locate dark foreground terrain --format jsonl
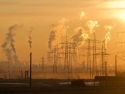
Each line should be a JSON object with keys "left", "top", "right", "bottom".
{"left": 0, "top": 78, "right": 125, "bottom": 94}
{"left": 0, "top": 87, "right": 125, "bottom": 94}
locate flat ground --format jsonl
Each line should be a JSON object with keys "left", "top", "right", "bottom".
{"left": 0, "top": 87, "right": 125, "bottom": 94}
{"left": 0, "top": 79, "right": 125, "bottom": 94}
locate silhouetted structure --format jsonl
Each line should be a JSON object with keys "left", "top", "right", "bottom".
{"left": 95, "top": 76, "right": 125, "bottom": 87}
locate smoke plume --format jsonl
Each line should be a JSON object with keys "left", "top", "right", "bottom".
{"left": 103, "top": 23, "right": 116, "bottom": 48}
{"left": 27, "top": 27, "right": 33, "bottom": 49}
{"left": 72, "top": 27, "right": 89, "bottom": 47}
{"left": 103, "top": 25, "right": 112, "bottom": 46}
{"left": 48, "top": 18, "right": 68, "bottom": 49}
{"left": 86, "top": 20, "right": 99, "bottom": 34}
{"left": 104, "top": 31, "right": 111, "bottom": 46}
{"left": 104, "top": 22, "right": 116, "bottom": 32}
{"left": 79, "top": 11, "right": 85, "bottom": 19}
{"left": 71, "top": 20, "right": 99, "bottom": 47}
{"left": 1, "top": 24, "right": 21, "bottom": 63}
{"left": 104, "top": 25, "right": 113, "bottom": 32}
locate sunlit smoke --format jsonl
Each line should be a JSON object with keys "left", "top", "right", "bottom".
{"left": 72, "top": 27, "right": 89, "bottom": 47}
{"left": 104, "top": 25, "right": 113, "bottom": 32}
{"left": 103, "top": 23, "right": 116, "bottom": 49}
{"left": 27, "top": 27, "right": 33, "bottom": 49}
{"left": 71, "top": 20, "right": 99, "bottom": 47}
{"left": 48, "top": 18, "right": 68, "bottom": 49}
{"left": 86, "top": 20, "right": 99, "bottom": 34}
{"left": 104, "top": 22, "right": 116, "bottom": 32}
{"left": 104, "top": 31, "right": 111, "bottom": 46}
{"left": 1, "top": 24, "right": 21, "bottom": 63}
{"left": 79, "top": 11, "right": 85, "bottom": 19}
{"left": 102, "top": 31, "right": 111, "bottom": 49}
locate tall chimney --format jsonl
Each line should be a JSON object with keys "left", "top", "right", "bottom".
{"left": 30, "top": 52, "right": 32, "bottom": 88}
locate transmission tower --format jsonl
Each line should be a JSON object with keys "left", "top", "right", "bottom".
{"left": 87, "top": 38, "right": 92, "bottom": 79}
{"left": 92, "top": 33, "right": 97, "bottom": 78}
{"left": 100, "top": 44, "right": 109, "bottom": 76}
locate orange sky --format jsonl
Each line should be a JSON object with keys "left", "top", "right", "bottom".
{"left": 0, "top": 0, "right": 125, "bottom": 64}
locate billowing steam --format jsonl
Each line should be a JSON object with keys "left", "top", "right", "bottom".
{"left": 86, "top": 20, "right": 99, "bottom": 34}
{"left": 1, "top": 24, "right": 21, "bottom": 63}
{"left": 104, "top": 25, "right": 113, "bottom": 32}
{"left": 103, "top": 25, "right": 112, "bottom": 46}
{"left": 103, "top": 23, "right": 116, "bottom": 48}
{"left": 27, "top": 27, "right": 33, "bottom": 49}
{"left": 104, "top": 31, "right": 111, "bottom": 46}
{"left": 79, "top": 11, "right": 85, "bottom": 19}
{"left": 48, "top": 18, "right": 68, "bottom": 49}
{"left": 71, "top": 20, "right": 99, "bottom": 47}
{"left": 72, "top": 27, "right": 89, "bottom": 47}
{"left": 104, "top": 22, "right": 116, "bottom": 32}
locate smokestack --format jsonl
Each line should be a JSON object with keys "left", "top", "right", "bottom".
{"left": 30, "top": 52, "right": 32, "bottom": 88}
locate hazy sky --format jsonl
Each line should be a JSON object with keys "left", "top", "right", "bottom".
{"left": 0, "top": 0, "right": 125, "bottom": 63}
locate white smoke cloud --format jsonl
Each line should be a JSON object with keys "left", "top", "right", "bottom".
{"left": 72, "top": 27, "right": 89, "bottom": 47}
{"left": 79, "top": 11, "right": 85, "bottom": 19}
{"left": 48, "top": 18, "right": 68, "bottom": 49}
{"left": 104, "top": 31, "right": 111, "bottom": 46}
{"left": 86, "top": 20, "right": 99, "bottom": 34}
{"left": 71, "top": 20, "right": 99, "bottom": 47}
{"left": 103, "top": 23, "right": 116, "bottom": 48}
{"left": 104, "top": 22, "right": 116, "bottom": 32}
{"left": 1, "top": 24, "right": 21, "bottom": 63}
{"left": 104, "top": 25, "right": 113, "bottom": 32}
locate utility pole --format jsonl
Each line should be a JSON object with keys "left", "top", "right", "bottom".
{"left": 30, "top": 52, "right": 32, "bottom": 88}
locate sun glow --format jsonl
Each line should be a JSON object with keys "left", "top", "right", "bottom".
{"left": 114, "top": 11, "right": 125, "bottom": 21}
{"left": 104, "top": 1, "right": 125, "bottom": 21}
{"left": 105, "top": 1, "right": 125, "bottom": 9}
